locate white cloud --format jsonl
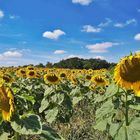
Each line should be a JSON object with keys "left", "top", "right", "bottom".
{"left": 43, "top": 29, "right": 65, "bottom": 40}
{"left": 9, "top": 15, "right": 20, "bottom": 19}
{"left": 54, "top": 50, "right": 67, "bottom": 54}
{"left": 94, "top": 56, "right": 105, "bottom": 59}
{"left": 86, "top": 42, "right": 119, "bottom": 53}
{"left": 82, "top": 25, "right": 101, "bottom": 33}
{"left": 0, "top": 50, "right": 23, "bottom": 60}
{"left": 114, "top": 23, "right": 124, "bottom": 28}
{"left": 72, "top": 0, "right": 93, "bottom": 5}
{"left": 98, "top": 18, "right": 112, "bottom": 27}
{"left": 114, "top": 19, "right": 137, "bottom": 28}
{"left": 66, "top": 54, "right": 82, "bottom": 58}
{"left": 65, "top": 54, "right": 105, "bottom": 60}
{"left": 134, "top": 33, "right": 140, "bottom": 41}
{"left": 0, "top": 10, "right": 4, "bottom": 18}
{"left": 126, "top": 19, "right": 137, "bottom": 25}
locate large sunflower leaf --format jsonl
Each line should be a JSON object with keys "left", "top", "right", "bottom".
{"left": 11, "top": 114, "right": 42, "bottom": 135}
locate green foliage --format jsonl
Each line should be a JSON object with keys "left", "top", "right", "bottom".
{"left": 11, "top": 114, "right": 42, "bottom": 135}
{"left": 53, "top": 57, "right": 115, "bottom": 69}
{"left": 39, "top": 124, "right": 65, "bottom": 140}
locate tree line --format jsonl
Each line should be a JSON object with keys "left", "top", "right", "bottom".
{"left": 34, "top": 57, "right": 116, "bottom": 70}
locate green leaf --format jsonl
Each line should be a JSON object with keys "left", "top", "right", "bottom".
{"left": 51, "top": 93, "right": 64, "bottom": 105}
{"left": 94, "top": 83, "right": 118, "bottom": 103}
{"left": 11, "top": 114, "right": 42, "bottom": 135}
{"left": 21, "top": 94, "right": 35, "bottom": 104}
{"left": 70, "top": 87, "right": 81, "bottom": 96}
{"left": 104, "top": 83, "right": 118, "bottom": 98}
{"left": 109, "top": 123, "right": 122, "bottom": 137}
{"left": 114, "top": 125, "right": 126, "bottom": 140}
{"left": 0, "top": 132, "right": 9, "bottom": 140}
{"left": 110, "top": 118, "right": 140, "bottom": 140}
{"left": 39, "top": 124, "right": 65, "bottom": 140}
{"left": 96, "top": 99, "right": 114, "bottom": 120}
{"left": 39, "top": 97, "right": 50, "bottom": 113}
{"left": 93, "top": 119, "right": 108, "bottom": 131}
{"left": 72, "top": 96, "right": 83, "bottom": 106}
{"left": 129, "top": 117, "right": 140, "bottom": 131}
{"left": 44, "top": 87, "right": 54, "bottom": 96}
{"left": 45, "top": 107, "right": 59, "bottom": 123}
{"left": 129, "top": 104, "right": 140, "bottom": 110}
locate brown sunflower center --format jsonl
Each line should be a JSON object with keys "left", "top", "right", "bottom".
{"left": 86, "top": 75, "right": 91, "bottom": 80}
{"left": 3, "top": 75, "right": 11, "bottom": 82}
{"left": 120, "top": 57, "right": 140, "bottom": 82}
{"left": 60, "top": 73, "right": 66, "bottom": 78}
{"left": 29, "top": 71, "right": 35, "bottom": 76}
{"left": 47, "top": 75, "right": 59, "bottom": 82}
{"left": 95, "top": 77, "right": 105, "bottom": 83}
{"left": 20, "top": 70, "right": 26, "bottom": 74}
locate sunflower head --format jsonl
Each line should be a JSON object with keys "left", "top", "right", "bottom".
{"left": 70, "top": 74, "right": 78, "bottom": 85}
{"left": 2, "top": 74, "right": 13, "bottom": 83}
{"left": 85, "top": 74, "right": 92, "bottom": 81}
{"left": 91, "top": 75, "right": 108, "bottom": 86}
{"left": 59, "top": 72, "right": 67, "bottom": 80}
{"left": 114, "top": 53, "right": 140, "bottom": 96}
{"left": 26, "top": 70, "right": 36, "bottom": 79}
{"left": 16, "top": 69, "right": 26, "bottom": 78}
{"left": 26, "top": 66, "right": 34, "bottom": 71}
{"left": 0, "top": 86, "right": 14, "bottom": 121}
{"left": 44, "top": 73, "right": 59, "bottom": 84}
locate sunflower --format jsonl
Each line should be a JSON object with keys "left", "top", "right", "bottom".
{"left": 26, "top": 66, "right": 34, "bottom": 71}
{"left": 59, "top": 72, "right": 67, "bottom": 80}
{"left": 0, "top": 86, "right": 14, "bottom": 121}
{"left": 88, "top": 69, "right": 93, "bottom": 74}
{"left": 89, "top": 84, "right": 96, "bottom": 91}
{"left": 26, "top": 70, "right": 36, "bottom": 78}
{"left": 2, "top": 74, "right": 13, "bottom": 83}
{"left": 91, "top": 75, "right": 108, "bottom": 87}
{"left": 44, "top": 73, "right": 59, "bottom": 84}
{"left": 114, "top": 53, "right": 140, "bottom": 97}
{"left": 70, "top": 74, "right": 78, "bottom": 85}
{"left": 16, "top": 69, "right": 26, "bottom": 78}
{"left": 85, "top": 74, "right": 92, "bottom": 81}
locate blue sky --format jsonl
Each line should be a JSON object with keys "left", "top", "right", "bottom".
{"left": 0, "top": 0, "right": 140, "bottom": 66}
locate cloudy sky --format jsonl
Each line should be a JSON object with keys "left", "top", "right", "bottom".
{"left": 0, "top": 0, "right": 140, "bottom": 66}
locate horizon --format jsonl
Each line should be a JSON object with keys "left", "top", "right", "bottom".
{"left": 0, "top": 0, "right": 140, "bottom": 66}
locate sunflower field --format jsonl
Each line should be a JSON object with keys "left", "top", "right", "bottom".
{"left": 0, "top": 53, "right": 140, "bottom": 140}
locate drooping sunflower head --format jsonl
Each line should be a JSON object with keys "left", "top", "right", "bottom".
{"left": 44, "top": 73, "right": 59, "bottom": 84}
{"left": 91, "top": 75, "right": 108, "bottom": 86}
{"left": 26, "top": 70, "right": 36, "bottom": 79}
{"left": 114, "top": 53, "right": 140, "bottom": 96}
{"left": 0, "top": 86, "right": 14, "bottom": 121}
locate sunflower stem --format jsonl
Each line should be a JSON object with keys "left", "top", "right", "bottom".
{"left": 125, "top": 91, "right": 129, "bottom": 126}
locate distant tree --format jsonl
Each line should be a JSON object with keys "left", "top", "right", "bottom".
{"left": 46, "top": 62, "right": 53, "bottom": 68}
{"left": 36, "top": 63, "right": 45, "bottom": 67}
{"left": 52, "top": 57, "right": 115, "bottom": 70}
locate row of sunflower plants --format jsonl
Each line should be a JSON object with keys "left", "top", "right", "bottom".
{"left": 0, "top": 66, "right": 102, "bottom": 139}
{"left": 0, "top": 69, "right": 68, "bottom": 139}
